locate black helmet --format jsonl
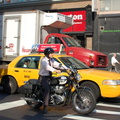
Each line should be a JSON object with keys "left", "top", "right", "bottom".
{"left": 44, "top": 47, "right": 54, "bottom": 57}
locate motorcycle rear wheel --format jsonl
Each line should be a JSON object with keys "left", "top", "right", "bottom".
{"left": 72, "top": 88, "right": 96, "bottom": 115}
{"left": 25, "top": 94, "right": 43, "bottom": 109}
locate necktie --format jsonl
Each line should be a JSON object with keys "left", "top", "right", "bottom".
{"left": 48, "top": 59, "right": 52, "bottom": 77}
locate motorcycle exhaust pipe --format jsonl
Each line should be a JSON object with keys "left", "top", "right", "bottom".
{"left": 20, "top": 97, "right": 43, "bottom": 103}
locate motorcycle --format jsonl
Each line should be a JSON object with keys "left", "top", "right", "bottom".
{"left": 20, "top": 64, "right": 96, "bottom": 115}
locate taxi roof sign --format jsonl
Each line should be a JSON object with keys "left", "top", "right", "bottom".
{"left": 30, "top": 44, "right": 64, "bottom": 54}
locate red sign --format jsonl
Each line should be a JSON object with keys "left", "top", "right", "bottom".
{"left": 60, "top": 10, "right": 86, "bottom": 32}
{"left": 38, "top": 44, "right": 62, "bottom": 52}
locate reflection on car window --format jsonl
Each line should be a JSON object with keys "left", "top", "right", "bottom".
{"left": 15, "top": 56, "right": 40, "bottom": 69}
{"left": 59, "top": 57, "right": 89, "bottom": 69}
{"left": 62, "top": 37, "right": 82, "bottom": 47}
{"left": 52, "top": 57, "right": 60, "bottom": 63}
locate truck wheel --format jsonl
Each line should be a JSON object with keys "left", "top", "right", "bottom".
{"left": 3, "top": 76, "right": 18, "bottom": 94}
{"left": 81, "top": 81, "right": 100, "bottom": 101}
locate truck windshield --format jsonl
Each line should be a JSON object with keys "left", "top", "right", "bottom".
{"left": 59, "top": 57, "right": 89, "bottom": 69}
{"left": 62, "top": 37, "right": 82, "bottom": 47}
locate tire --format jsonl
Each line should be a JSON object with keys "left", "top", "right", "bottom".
{"left": 25, "top": 94, "right": 43, "bottom": 109}
{"left": 81, "top": 82, "right": 100, "bottom": 100}
{"left": 72, "top": 89, "right": 96, "bottom": 115}
{"left": 3, "top": 76, "right": 18, "bottom": 94}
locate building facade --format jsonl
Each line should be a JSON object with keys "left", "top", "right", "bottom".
{"left": 0, "top": 0, "right": 93, "bottom": 50}
{"left": 93, "top": 0, "right": 120, "bottom": 55}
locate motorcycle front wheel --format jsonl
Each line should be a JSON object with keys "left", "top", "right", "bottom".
{"left": 25, "top": 94, "right": 43, "bottom": 109}
{"left": 72, "top": 88, "right": 96, "bottom": 115}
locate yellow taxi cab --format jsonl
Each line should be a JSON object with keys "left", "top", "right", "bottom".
{"left": 0, "top": 53, "right": 120, "bottom": 101}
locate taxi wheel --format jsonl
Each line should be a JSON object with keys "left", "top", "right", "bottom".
{"left": 81, "top": 82, "right": 100, "bottom": 101}
{"left": 3, "top": 76, "right": 18, "bottom": 94}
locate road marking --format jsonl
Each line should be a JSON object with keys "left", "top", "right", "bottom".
{"left": 97, "top": 103, "right": 120, "bottom": 108}
{"left": 0, "top": 100, "right": 120, "bottom": 120}
{"left": 95, "top": 109, "right": 120, "bottom": 116}
{"left": 59, "top": 103, "right": 120, "bottom": 120}
{"left": 59, "top": 114, "right": 106, "bottom": 120}
{"left": 0, "top": 100, "right": 27, "bottom": 111}
{"left": 61, "top": 109, "right": 120, "bottom": 120}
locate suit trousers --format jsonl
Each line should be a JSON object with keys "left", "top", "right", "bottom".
{"left": 39, "top": 76, "right": 51, "bottom": 106}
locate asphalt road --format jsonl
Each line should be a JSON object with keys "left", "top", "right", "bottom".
{"left": 0, "top": 87, "right": 120, "bottom": 120}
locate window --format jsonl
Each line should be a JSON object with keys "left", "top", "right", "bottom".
{"left": 59, "top": 57, "right": 89, "bottom": 69}
{"left": 52, "top": 57, "right": 60, "bottom": 63}
{"left": 100, "top": 0, "right": 120, "bottom": 12}
{"left": 47, "top": 37, "right": 63, "bottom": 44}
{"left": 62, "top": 37, "right": 81, "bottom": 47}
{"left": 55, "top": 37, "right": 63, "bottom": 44}
{"left": 15, "top": 56, "right": 40, "bottom": 69}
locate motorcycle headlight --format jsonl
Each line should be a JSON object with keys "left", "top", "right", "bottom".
{"left": 103, "top": 80, "right": 120, "bottom": 85}
{"left": 75, "top": 74, "right": 81, "bottom": 81}
{"left": 59, "top": 76, "right": 67, "bottom": 85}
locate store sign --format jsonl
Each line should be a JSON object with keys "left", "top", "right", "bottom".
{"left": 60, "top": 11, "right": 86, "bottom": 32}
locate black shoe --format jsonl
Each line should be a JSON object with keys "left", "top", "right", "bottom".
{"left": 42, "top": 109, "right": 48, "bottom": 114}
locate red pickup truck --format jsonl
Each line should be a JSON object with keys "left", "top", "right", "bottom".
{"left": 44, "top": 33, "right": 108, "bottom": 67}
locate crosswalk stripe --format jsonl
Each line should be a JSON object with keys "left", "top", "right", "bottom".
{"left": 97, "top": 103, "right": 120, "bottom": 108}
{"left": 59, "top": 103, "right": 120, "bottom": 120}
{"left": 0, "top": 99, "right": 120, "bottom": 118}
{"left": 95, "top": 109, "right": 120, "bottom": 115}
{"left": 59, "top": 114, "right": 106, "bottom": 120}
{"left": 60, "top": 109, "right": 120, "bottom": 120}
{"left": 0, "top": 100, "right": 27, "bottom": 111}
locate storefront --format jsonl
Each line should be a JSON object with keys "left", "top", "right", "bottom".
{"left": 59, "top": 9, "right": 93, "bottom": 49}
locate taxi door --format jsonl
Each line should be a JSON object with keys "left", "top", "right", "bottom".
{"left": 12, "top": 56, "right": 41, "bottom": 87}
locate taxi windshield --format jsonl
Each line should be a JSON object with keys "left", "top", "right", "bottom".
{"left": 62, "top": 37, "right": 82, "bottom": 47}
{"left": 59, "top": 57, "right": 89, "bottom": 69}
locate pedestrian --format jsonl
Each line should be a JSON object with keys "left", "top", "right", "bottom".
{"left": 38, "top": 47, "right": 68, "bottom": 114}
{"left": 110, "top": 53, "right": 120, "bottom": 72}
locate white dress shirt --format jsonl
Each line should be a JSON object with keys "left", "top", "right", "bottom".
{"left": 39, "top": 56, "right": 67, "bottom": 76}
{"left": 111, "top": 56, "right": 119, "bottom": 66}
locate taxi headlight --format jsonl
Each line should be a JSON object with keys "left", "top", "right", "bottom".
{"left": 103, "top": 80, "right": 120, "bottom": 85}
{"left": 75, "top": 74, "right": 81, "bottom": 81}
